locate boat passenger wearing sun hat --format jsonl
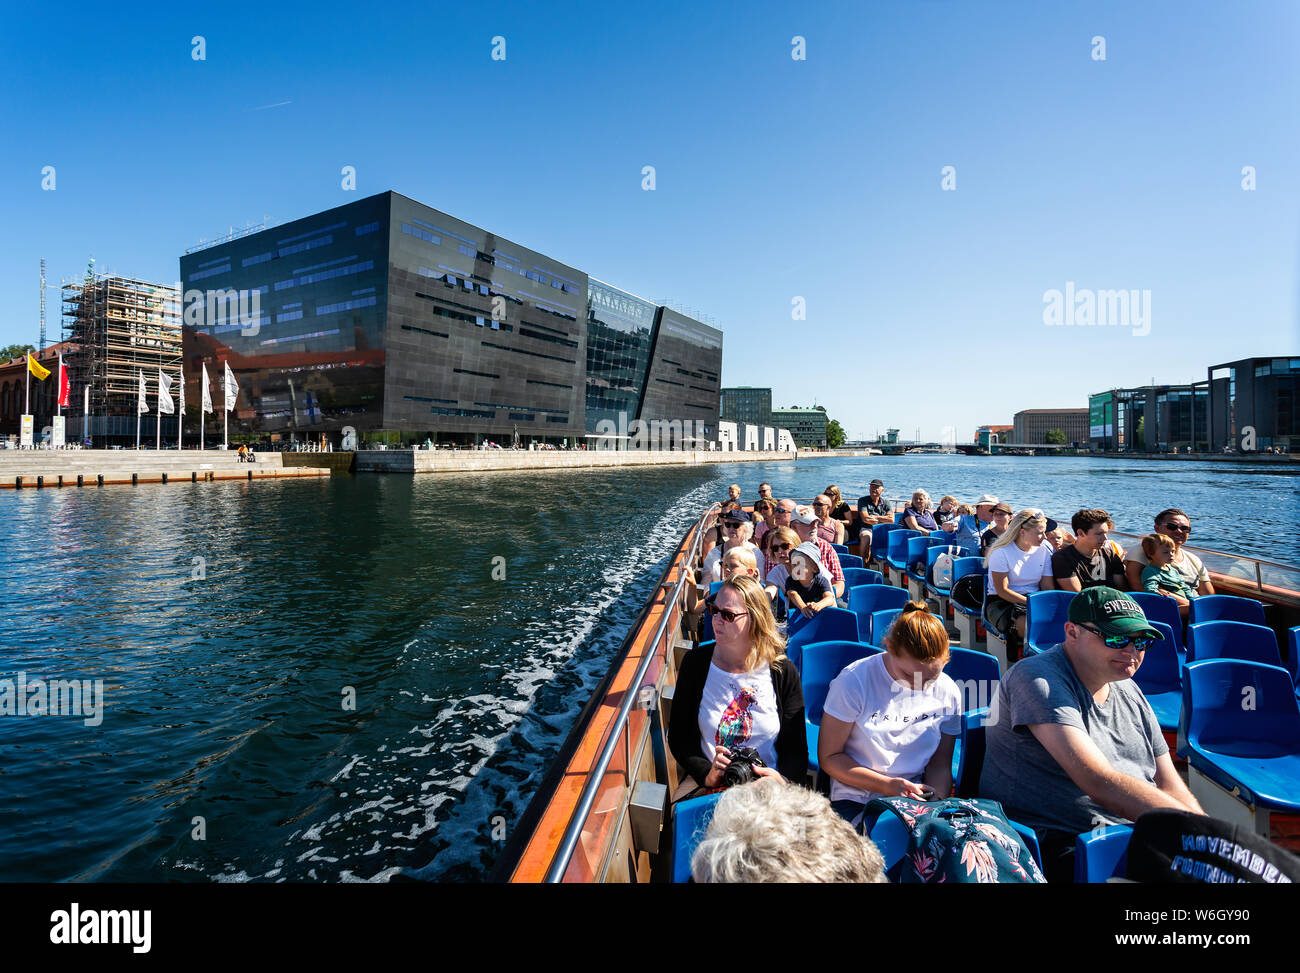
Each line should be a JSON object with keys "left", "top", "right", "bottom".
{"left": 980, "top": 586, "right": 1203, "bottom": 883}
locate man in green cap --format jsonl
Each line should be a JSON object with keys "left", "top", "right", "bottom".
{"left": 980, "top": 586, "right": 1203, "bottom": 882}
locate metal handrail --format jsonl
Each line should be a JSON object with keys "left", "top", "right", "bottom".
{"left": 542, "top": 501, "right": 720, "bottom": 882}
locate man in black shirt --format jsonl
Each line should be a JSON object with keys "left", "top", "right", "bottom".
{"left": 854, "top": 479, "right": 893, "bottom": 560}
{"left": 1052, "top": 508, "right": 1129, "bottom": 591}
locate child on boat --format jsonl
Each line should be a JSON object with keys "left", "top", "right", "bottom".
{"left": 818, "top": 602, "right": 962, "bottom": 829}
{"left": 1139, "top": 533, "right": 1198, "bottom": 606}
{"left": 785, "top": 542, "right": 837, "bottom": 619}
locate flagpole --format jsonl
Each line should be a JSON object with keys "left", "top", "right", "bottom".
{"left": 136, "top": 372, "right": 142, "bottom": 451}
{"left": 177, "top": 365, "right": 183, "bottom": 451}
{"left": 156, "top": 370, "right": 161, "bottom": 452}
{"left": 25, "top": 356, "right": 30, "bottom": 415}
{"left": 57, "top": 353, "right": 63, "bottom": 418}
{"left": 223, "top": 363, "right": 228, "bottom": 451}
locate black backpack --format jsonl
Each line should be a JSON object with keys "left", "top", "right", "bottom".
{"left": 951, "top": 573, "right": 984, "bottom": 615}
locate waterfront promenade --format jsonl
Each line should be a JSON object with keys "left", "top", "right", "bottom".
{"left": 356, "top": 447, "right": 795, "bottom": 475}
{"left": 0, "top": 450, "right": 329, "bottom": 489}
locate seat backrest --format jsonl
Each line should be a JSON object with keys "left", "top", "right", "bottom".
{"left": 1026, "top": 590, "right": 1075, "bottom": 649}
{"left": 1290, "top": 626, "right": 1300, "bottom": 686}
{"left": 842, "top": 567, "right": 884, "bottom": 589}
{"left": 944, "top": 648, "right": 1001, "bottom": 714}
{"left": 870, "top": 523, "right": 902, "bottom": 554}
{"left": 894, "top": 511, "right": 907, "bottom": 524}
{"left": 1131, "top": 620, "right": 1182, "bottom": 695}
{"left": 954, "top": 708, "right": 989, "bottom": 797}
{"left": 886, "top": 529, "right": 921, "bottom": 564}
{"left": 838, "top": 553, "right": 865, "bottom": 570}
{"left": 1183, "top": 659, "right": 1300, "bottom": 753}
{"left": 709, "top": 581, "right": 723, "bottom": 595}
{"left": 951, "top": 556, "right": 986, "bottom": 584}
{"left": 670, "top": 792, "right": 723, "bottom": 883}
{"left": 1074, "top": 825, "right": 1133, "bottom": 884}
{"left": 870, "top": 609, "right": 902, "bottom": 648}
{"left": 786, "top": 607, "right": 860, "bottom": 669}
{"left": 830, "top": 543, "right": 849, "bottom": 555}
{"left": 1185, "top": 620, "right": 1281, "bottom": 667}
{"left": 1188, "top": 594, "right": 1266, "bottom": 627}
{"left": 928, "top": 532, "right": 954, "bottom": 547}
{"left": 905, "top": 535, "right": 929, "bottom": 572}
{"left": 802, "top": 640, "right": 881, "bottom": 722}
{"left": 848, "top": 583, "right": 909, "bottom": 616}
{"left": 927, "top": 546, "right": 958, "bottom": 590}
{"left": 1129, "top": 592, "right": 1185, "bottom": 653}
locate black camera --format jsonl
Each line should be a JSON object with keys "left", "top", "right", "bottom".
{"left": 722, "top": 746, "right": 766, "bottom": 788}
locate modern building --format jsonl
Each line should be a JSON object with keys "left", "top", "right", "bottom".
{"left": 975, "top": 424, "right": 1013, "bottom": 448}
{"left": 770, "top": 406, "right": 828, "bottom": 448}
{"left": 1088, "top": 384, "right": 1209, "bottom": 453}
{"left": 177, "top": 191, "right": 721, "bottom": 447}
{"left": 720, "top": 386, "right": 772, "bottom": 428}
{"left": 1208, "top": 357, "right": 1298, "bottom": 452}
{"left": 1012, "top": 408, "right": 1089, "bottom": 446}
{"left": 61, "top": 273, "right": 181, "bottom": 443}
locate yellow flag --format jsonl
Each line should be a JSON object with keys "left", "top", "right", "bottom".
{"left": 27, "top": 354, "right": 50, "bottom": 380}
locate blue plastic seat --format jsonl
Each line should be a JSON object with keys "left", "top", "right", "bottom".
{"left": 905, "top": 535, "right": 930, "bottom": 580}
{"left": 927, "top": 532, "right": 954, "bottom": 547}
{"left": 894, "top": 511, "right": 907, "bottom": 525}
{"left": 868, "top": 523, "right": 904, "bottom": 570}
{"left": 838, "top": 553, "right": 864, "bottom": 570}
{"left": 1131, "top": 620, "right": 1182, "bottom": 733}
{"left": 1074, "top": 825, "right": 1133, "bottom": 883}
{"left": 885, "top": 529, "right": 923, "bottom": 586}
{"left": 1185, "top": 620, "right": 1282, "bottom": 667}
{"left": 670, "top": 792, "right": 723, "bottom": 883}
{"left": 709, "top": 581, "right": 723, "bottom": 595}
{"left": 1290, "top": 626, "right": 1300, "bottom": 689}
{"left": 830, "top": 543, "right": 849, "bottom": 555}
{"left": 1129, "top": 592, "right": 1185, "bottom": 655}
{"left": 1025, "top": 590, "right": 1075, "bottom": 655}
{"left": 1188, "top": 594, "right": 1266, "bottom": 627}
{"left": 953, "top": 708, "right": 989, "bottom": 797}
{"left": 803, "top": 640, "right": 882, "bottom": 774}
{"left": 944, "top": 647, "right": 1001, "bottom": 716}
{"left": 786, "top": 607, "right": 860, "bottom": 670}
{"left": 842, "top": 567, "right": 884, "bottom": 589}
{"left": 847, "top": 584, "right": 909, "bottom": 643}
{"left": 1181, "top": 659, "right": 1300, "bottom": 815}
{"left": 870, "top": 609, "right": 902, "bottom": 649}
{"left": 950, "top": 556, "right": 987, "bottom": 650}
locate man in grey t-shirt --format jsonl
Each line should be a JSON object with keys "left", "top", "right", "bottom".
{"left": 980, "top": 586, "right": 1204, "bottom": 882}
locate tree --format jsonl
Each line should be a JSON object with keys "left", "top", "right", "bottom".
{"left": 1, "top": 343, "right": 35, "bottom": 362}
{"left": 825, "top": 419, "right": 846, "bottom": 449}
{"left": 1044, "top": 428, "right": 1067, "bottom": 445}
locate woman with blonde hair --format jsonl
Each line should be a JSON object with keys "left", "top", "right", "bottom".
{"left": 824, "top": 484, "right": 854, "bottom": 537}
{"left": 984, "top": 508, "right": 1056, "bottom": 647}
{"left": 669, "top": 575, "right": 807, "bottom": 798}
{"left": 819, "top": 602, "right": 962, "bottom": 827}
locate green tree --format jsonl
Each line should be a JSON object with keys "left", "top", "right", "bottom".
{"left": 825, "top": 418, "right": 846, "bottom": 449}
{"left": 1, "top": 343, "right": 35, "bottom": 361}
{"left": 1044, "top": 428, "right": 1067, "bottom": 445}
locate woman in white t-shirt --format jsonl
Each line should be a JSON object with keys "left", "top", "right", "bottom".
{"left": 819, "top": 602, "right": 962, "bottom": 828}
{"left": 702, "top": 512, "right": 766, "bottom": 582}
{"left": 983, "top": 508, "right": 1056, "bottom": 646}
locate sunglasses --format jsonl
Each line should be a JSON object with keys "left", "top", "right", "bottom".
{"left": 813, "top": 502, "right": 828, "bottom": 508}
{"left": 1079, "top": 624, "right": 1155, "bottom": 652}
{"left": 771, "top": 543, "right": 791, "bottom": 552}
{"left": 708, "top": 605, "right": 749, "bottom": 623}
{"left": 1162, "top": 523, "right": 1191, "bottom": 533}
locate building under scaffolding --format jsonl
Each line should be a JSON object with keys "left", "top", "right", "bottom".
{"left": 62, "top": 273, "right": 181, "bottom": 443}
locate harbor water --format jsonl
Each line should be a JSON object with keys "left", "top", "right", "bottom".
{"left": 0, "top": 455, "right": 1295, "bottom": 882}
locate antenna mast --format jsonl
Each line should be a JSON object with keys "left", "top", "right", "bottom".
{"left": 39, "top": 258, "right": 46, "bottom": 349}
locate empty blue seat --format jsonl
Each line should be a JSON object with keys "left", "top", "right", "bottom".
{"left": 868, "top": 523, "right": 904, "bottom": 569}
{"left": 803, "top": 640, "right": 882, "bottom": 774}
{"left": 1074, "top": 825, "right": 1133, "bottom": 883}
{"left": 885, "top": 529, "right": 923, "bottom": 586}
{"left": 838, "top": 553, "right": 864, "bottom": 570}
{"left": 1188, "top": 594, "right": 1266, "bottom": 627}
{"left": 1131, "top": 620, "right": 1182, "bottom": 733}
{"left": 870, "top": 608, "right": 902, "bottom": 649}
{"left": 670, "top": 792, "right": 723, "bottom": 883}
{"left": 927, "top": 532, "right": 954, "bottom": 547}
{"left": 1181, "top": 659, "right": 1300, "bottom": 817}
{"left": 830, "top": 543, "right": 849, "bottom": 555}
{"left": 1025, "top": 590, "right": 1075, "bottom": 655}
{"left": 944, "top": 647, "right": 1001, "bottom": 716}
{"left": 1185, "top": 620, "right": 1282, "bottom": 667}
{"left": 1129, "top": 592, "right": 1185, "bottom": 654}
{"left": 786, "top": 607, "right": 860, "bottom": 670}
{"left": 847, "top": 584, "right": 909, "bottom": 643}
{"left": 894, "top": 511, "right": 907, "bottom": 525}
{"left": 842, "top": 567, "right": 884, "bottom": 589}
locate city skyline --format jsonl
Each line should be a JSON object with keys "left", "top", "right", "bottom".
{"left": 2, "top": 0, "right": 1297, "bottom": 443}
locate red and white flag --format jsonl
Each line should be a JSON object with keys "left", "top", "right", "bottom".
{"left": 57, "top": 354, "right": 70, "bottom": 408}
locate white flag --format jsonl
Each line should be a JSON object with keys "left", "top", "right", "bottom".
{"left": 158, "top": 369, "right": 175, "bottom": 415}
{"left": 223, "top": 361, "right": 239, "bottom": 413}
{"left": 201, "top": 362, "right": 213, "bottom": 414}
{"left": 138, "top": 372, "right": 149, "bottom": 414}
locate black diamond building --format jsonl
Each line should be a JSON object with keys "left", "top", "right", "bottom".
{"left": 178, "top": 191, "right": 722, "bottom": 447}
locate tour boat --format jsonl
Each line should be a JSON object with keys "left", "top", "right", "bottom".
{"left": 494, "top": 499, "right": 1300, "bottom": 883}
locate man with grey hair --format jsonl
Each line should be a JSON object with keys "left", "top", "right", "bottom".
{"left": 691, "top": 778, "right": 887, "bottom": 883}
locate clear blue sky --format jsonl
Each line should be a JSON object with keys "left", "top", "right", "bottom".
{"left": 2, "top": 0, "right": 1296, "bottom": 442}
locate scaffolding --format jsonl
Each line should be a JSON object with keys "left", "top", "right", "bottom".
{"left": 62, "top": 273, "right": 181, "bottom": 422}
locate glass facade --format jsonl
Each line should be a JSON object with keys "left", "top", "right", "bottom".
{"left": 585, "top": 279, "right": 656, "bottom": 432}
{"left": 720, "top": 387, "right": 772, "bottom": 427}
{"left": 639, "top": 308, "right": 722, "bottom": 437}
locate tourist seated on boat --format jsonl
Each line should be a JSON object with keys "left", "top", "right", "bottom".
{"left": 979, "top": 501, "right": 1014, "bottom": 554}
{"left": 942, "top": 494, "right": 997, "bottom": 549}
{"left": 726, "top": 483, "right": 742, "bottom": 505}
{"left": 773, "top": 498, "right": 797, "bottom": 533}
{"left": 691, "top": 547, "right": 779, "bottom": 626}
{"left": 933, "top": 495, "right": 960, "bottom": 529}
{"left": 789, "top": 508, "right": 847, "bottom": 601}
{"left": 1139, "top": 533, "right": 1200, "bottom": 608}
{"left": 752, "top": 499, "right": 776, "bottom": 543}
{"left": 984, "top": 509, "right": 1057, "bottom": 647}
{"left": 818, "top": 603, "right": 962, "bottom": 829}
{"left": 824, "top": 484, "right": 854, "bottom": 538}
{"left": 1044, "top": 520, "right": 1073, "bottom": 553}
{"left": 691, "top": 777, "right": 887, "bottom": 883}
{"left": 703, "top": 509, "right": 766, "bottom": 583}
{"left": 757, "top": 481, "right": 774, "bottom": 504}
{"left": 812, "top": 494, "right": 847, "bottom": 546}
{"left": 1123, "top": 509, "right": 1214, "bottom": 606}
{"left": 980, "top": 587, "right": 1204, "bottom": 883}
{"left": 669, "top": 576, "right": 807, "bottom": 800}
{"left": 703, "top": 500, "right": 742, "bottom": 560}
{"left": 763, "top": 527, "right": 827, "bottom": 596}
{"left": 854, "top": 479, "right": 893, "bottom": 561}
{"left": 785, "top": 542, "right": 837, "bottom": 619}
{"left": 1052, "top": 508, "right": 1127, "bottom": 591}
{"left": 901, "top": 489, "right": 938, "bottom": 534}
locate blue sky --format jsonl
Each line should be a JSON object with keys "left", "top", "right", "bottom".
{"left": 2, "top": 0, "right": 1297, "bottom": 442}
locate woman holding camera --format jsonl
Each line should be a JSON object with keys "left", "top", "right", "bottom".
{"left": 669, "top": 575, "right": 807, "bottom": 799}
